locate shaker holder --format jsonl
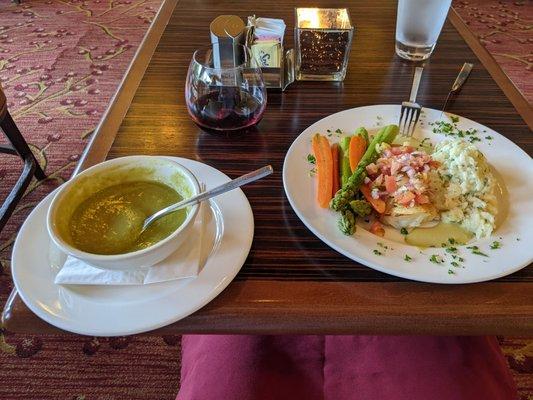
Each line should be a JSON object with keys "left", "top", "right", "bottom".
{"left": 245, "top": 21, "right": 295, "bottom": 91}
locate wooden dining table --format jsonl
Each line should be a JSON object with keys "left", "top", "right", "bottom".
{"left": 3, "top": 0, "right": 533, "bottom": 335}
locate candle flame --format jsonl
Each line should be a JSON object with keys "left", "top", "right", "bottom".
{"left": 296, "top": 8, "right": 352, "bottom": 29}
{"left": 297, "top": 8, "right": 321, "bottom": 29}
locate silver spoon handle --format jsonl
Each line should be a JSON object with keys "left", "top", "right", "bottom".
{"left": 143, "top": 165, "right": 273, "bottom": 229}
{"left": 409, "top": 67, "right": 423, "bottom": 103}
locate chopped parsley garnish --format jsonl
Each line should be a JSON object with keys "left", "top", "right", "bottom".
{"left": 335, "top": 128, "right": 342, "bottom": 134}
{"left": 451, "top": 261, "right": 460, "bottom": 268}
{"left": 445, "top": 246, "right": 458, "bottom": 253}
{"left": 373, "top": 249, "right": 382, "bottom": 256}
{"left": 430, "top": 255, "right": 443, "bottom": 264}
{"left": 490, "top": 241, "right": 501, "bottom": 250}
{"left": 467, "top": 246, "right": 488, "bottom": 257}
{"left": 307, "top": 154, "right": 316, "bottom": 164}
{"left": 448, "top": 238, "right": 456, "bottom": 245}
{"left": 448, "top": 269, "right": 456, "bottom": 275}
{"left": 377, "top": 242, "right": 388, "bottom": 249}
{"left": 419, "top": 138, "right": 433, "bottom": 148}
{"left": 485, "top": 136, "right": 493, "bottom": 140}
{"left": 432, "top": 119, "right": 485, "bottom": 143}
{"left": 404, "top": 255, "right": 412, "bottom": 262}
{"left": 400, "top": 228, "right": 408, "bottom": 235}
{"left": 326, "top": 129, "right": 331, "bottom": 133}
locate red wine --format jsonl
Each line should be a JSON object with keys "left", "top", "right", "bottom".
{"left": 187, "top": 87, "right": 266, "bottom": 132}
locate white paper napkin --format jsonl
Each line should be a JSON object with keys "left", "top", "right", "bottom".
{"left": 54, "top": 201, "right": 206, "bottom": 286}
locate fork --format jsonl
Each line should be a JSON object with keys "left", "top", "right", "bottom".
{"left": 399, "top": 66, "right": 423, "bottom": 137}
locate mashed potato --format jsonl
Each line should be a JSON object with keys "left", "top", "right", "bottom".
{"left": 428, "top": 139, "right": 497, "bottom": 238}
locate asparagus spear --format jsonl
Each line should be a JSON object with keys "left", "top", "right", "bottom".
{"left": 338, "top": 206, "right": 356, "bottom": 235}
{"left": 349, "top": 199, "right": 372, "bottom": 217}
{"left": 339, "top": 199, "right": 372, "bottom": 236}
{"left": 339, "top": 136, "right": 352, "bottom": 188}
{"left": 330, "top": 124, "right": 399, "bottom": 211}
{"left": 355, "top": 127, "right": 369, "bottom": 143}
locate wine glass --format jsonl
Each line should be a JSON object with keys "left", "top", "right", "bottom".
{"left": 185, "top": 43, "right": 267, "bottom": 133}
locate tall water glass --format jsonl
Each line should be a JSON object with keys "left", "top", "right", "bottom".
{"left": 395, "top": 0, "right": 452, "bottom": 61}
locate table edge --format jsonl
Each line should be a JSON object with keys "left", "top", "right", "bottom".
{"left": 3, "top": 281, "right": 533, "bottom": 336}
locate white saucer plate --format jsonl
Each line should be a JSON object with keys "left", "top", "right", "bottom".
{"left": 12, "top": 158, "right": 254, "bottom": 336}
{"left": 283, "top": 105, "right": 533, "bottom": 284}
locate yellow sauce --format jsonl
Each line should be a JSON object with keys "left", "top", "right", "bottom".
{"left": 491, "top": 166, "right": 508, "bottom": 229}
{"left": 405, "top": 223, "right": 473, "bottom": 248}
{"left": 68, "top": 181, "right": 186, "bottom": 255}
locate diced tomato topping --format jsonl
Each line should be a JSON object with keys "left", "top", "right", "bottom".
{"left": 396, "top": 191, "right": 416, "bottom": 205}
{"left": 370, "top": 221, "right": 385, "bottom": 237}
{"left": 370, "top": 145, "right": 435, "bottom": 210}
{"left": 390, "top": 160, "right": 400, "bottom": 176}
{"left": 385, "top": 175, "right": 397, "bottom": 193}
{"left": 390, "top": 146, "right": 404, "bottom": 156}
{"left": 415, "top": 194, "right": 430, "bottom": 204}
{"left": 366, "top": 163, "right": 378, "bottom": 175}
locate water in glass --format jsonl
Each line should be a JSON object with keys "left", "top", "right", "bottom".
{"left": 395, "top": 0, "right": 452, "bottom": 61}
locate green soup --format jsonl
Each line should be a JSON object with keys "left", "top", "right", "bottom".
{"left": 68, "top": 181, "right": 186, "bottom": 255}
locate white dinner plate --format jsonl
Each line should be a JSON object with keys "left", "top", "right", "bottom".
{"left": 12, "top": 158, "right": 254, "bottom": 336}
{"left": 283, "top": 105, "right": 533, "bottom": 283}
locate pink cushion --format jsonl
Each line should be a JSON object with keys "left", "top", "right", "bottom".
{"left": 177, "top": 335, "right": 517, "bottom": 400}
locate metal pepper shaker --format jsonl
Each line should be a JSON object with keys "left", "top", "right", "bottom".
{"left": 210, "top": 15, "right": 246, "bottom": 69}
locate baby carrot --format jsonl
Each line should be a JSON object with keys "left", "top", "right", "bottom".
{"left": 312, "top": 134, "right": 333, "bottom": 208}
{"left": 349, "top": 135, "right": 366, "bottom": 173}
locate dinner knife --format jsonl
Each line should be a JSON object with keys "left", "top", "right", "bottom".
{"left": 441, "top": 62, "right": 474, "bottom": 117}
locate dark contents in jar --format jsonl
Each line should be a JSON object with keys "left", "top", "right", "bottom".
{"left": 299, "top": 30, "right": 350, "bottom": 74}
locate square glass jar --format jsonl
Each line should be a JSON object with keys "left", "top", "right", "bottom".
{"left": 295, "top": 8, "right": 354, "bottom": 81}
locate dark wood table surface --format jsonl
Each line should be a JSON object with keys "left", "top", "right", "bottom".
{"left": 4, "top": 0, "right": 533, "bottom": 335}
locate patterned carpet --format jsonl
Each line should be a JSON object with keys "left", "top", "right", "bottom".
{"left": 0, "top": 0, "right": 531, "bottom": 399}
{"left": 0, "top": 0, "right": 183, "bottom": 399}
{"left": 454, "top": 0, "right": 532, "bottom": 103}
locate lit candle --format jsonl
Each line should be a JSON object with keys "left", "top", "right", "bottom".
{"left": 295, "top": 8, "right": 354, "bottom": 81}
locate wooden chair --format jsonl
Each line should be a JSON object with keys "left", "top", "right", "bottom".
{"left": 0, "top": 85, "right": 46, "bottom": 232}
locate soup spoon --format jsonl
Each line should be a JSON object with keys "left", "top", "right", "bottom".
{"left": 141, "top": 165, "right": 273, "bottom": 233}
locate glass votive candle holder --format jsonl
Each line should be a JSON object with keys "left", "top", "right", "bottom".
{"left": 294, "top": 8, "right": 354, "bottom": 81}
